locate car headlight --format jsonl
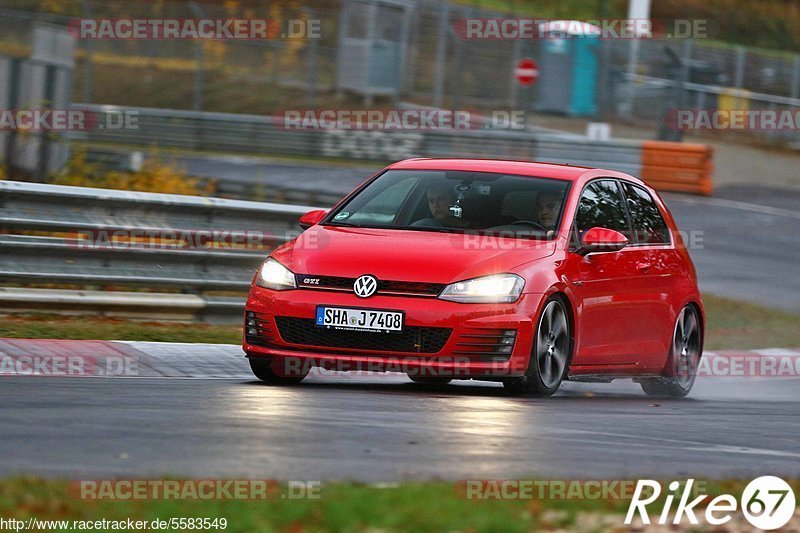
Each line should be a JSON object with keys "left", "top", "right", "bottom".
{"left": 256, "top": 258, "right": 297, "bottom": 290}
{"left": 438, "top": 273, "right": 524, "bottom": 303}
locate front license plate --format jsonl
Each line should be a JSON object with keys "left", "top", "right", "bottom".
{"left": 315, "top": 306, "right": 404, "bottom": 333}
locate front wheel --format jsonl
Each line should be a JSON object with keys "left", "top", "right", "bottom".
{"left": 249, "top": 357, "right": 309, "bottom": 385}
{"left": 640, "top": 305, "right": 702, "bottom": 398}
{"left": 504, "top": 297, "right": 571, "bottom": 396}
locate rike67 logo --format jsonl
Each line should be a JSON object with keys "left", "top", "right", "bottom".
{"left": 625, "top": 477, "right": 796, "bottom": 530}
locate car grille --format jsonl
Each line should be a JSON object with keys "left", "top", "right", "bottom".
{"left": 452, "top": 327, "right": 517, "bottom": 361}
{"left": 275, "top": 317, "right": 452, "bottom": 353}
{"left": 295, "top": 274, "right": 445, "bottom": 298}
{"left": 244, "top": 311, "right": 276, "bottom": 347}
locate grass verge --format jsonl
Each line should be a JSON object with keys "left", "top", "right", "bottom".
{"left": 0, "top": 315, "right": 242, "bottom": 344}
{"left": 1, "top": 478, "right": 797, "bottom": 533}
{"left": 701, "top": 294, "right": 800, "bottom": 350}
{"left": 0, "top": 294, "right": 797, "bottom": 350}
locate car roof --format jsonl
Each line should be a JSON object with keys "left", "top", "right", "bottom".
{"left": 387, "top": 158, "right": 642, "bottom": 184}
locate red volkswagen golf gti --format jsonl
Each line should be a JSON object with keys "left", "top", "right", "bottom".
{"left": 243, "top": 159, "right": 704, "bottom": 397}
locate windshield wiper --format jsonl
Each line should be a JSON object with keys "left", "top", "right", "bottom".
{"left": 323, "top": 221, "right": 360, "bottom": 227}
{"left": 394, "top": 226, "right": 462, "bottom": 233}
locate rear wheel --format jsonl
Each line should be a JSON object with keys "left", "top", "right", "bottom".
{"left": 504, "top": 297, "right": 571, "bottom": 396}
{"left": 249, "top": 358, "right": 309, "bottom": 385}
{"left": 640, "top": 305, "right": 702, "bottom": 398}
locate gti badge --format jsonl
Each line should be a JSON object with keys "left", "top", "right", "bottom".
{"left": 353, "top": 275, "right": 378, "bottom": 298}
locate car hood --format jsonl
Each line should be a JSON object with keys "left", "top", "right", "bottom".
{"left": 271, "top": 225, "right": 556, "bottom": 283}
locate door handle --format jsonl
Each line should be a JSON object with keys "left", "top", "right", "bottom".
{"left": 636, "top": 262, "right": 652, "bottom": 272}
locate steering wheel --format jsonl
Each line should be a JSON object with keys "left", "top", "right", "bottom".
{"left": 510, "top": 220, "right": 547, "bottom": 231}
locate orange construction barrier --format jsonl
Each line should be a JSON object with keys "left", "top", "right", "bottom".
{"left": 640, "top": 141, "right": 713, "bottom": 196}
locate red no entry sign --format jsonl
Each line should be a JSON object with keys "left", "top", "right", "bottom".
{"left": 515, "top": 58, "right": 539, "bottom": 86}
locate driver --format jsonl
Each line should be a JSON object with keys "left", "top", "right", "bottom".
{"left": 413, "top": 181, "right": 472, "bottom": 228}
{"left": 534, "top": 191, "right": 562, "bottom": 230}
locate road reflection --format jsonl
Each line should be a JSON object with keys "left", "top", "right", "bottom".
{"left": 227, "top": 386, "right": 307, "bottom": 418}
{"left": 431, "top": 396, "right": 529, "bottom": 444}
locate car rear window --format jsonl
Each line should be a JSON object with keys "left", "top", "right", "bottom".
{"left": 622, "top": 183, "right": 671, "bottom": 245}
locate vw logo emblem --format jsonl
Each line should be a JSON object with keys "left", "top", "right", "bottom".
{"left": 353, "top": 275, "right": 378, "bottom": 298}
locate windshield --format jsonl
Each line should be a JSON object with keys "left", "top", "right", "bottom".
{"left": 325, "top": 170, "right": 570, "bottom": 239}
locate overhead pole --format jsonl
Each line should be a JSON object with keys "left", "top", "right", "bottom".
{"left": 625, "top": 0, "right": 651, "bottom": 119}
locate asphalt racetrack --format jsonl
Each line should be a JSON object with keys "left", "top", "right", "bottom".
{"left": 2, "top": 162, "right": 799, "bottom": 482}
{"left": 1, "top": 341, "right": 798, "bottom": 481}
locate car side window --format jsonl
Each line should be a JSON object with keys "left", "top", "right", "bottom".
{"left": 622, "top": 183, "right": 670, "bottom": 245}
{"left": 574, "top": 180, "right": 631, "bottom": 239}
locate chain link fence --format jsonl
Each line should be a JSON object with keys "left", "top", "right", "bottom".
{"left": 1, "top": 0, "right": 799, "bottom": 147}
{"left": 0, "top": 2, "right": 341, "bottom": 113}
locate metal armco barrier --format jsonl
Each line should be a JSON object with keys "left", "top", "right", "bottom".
{"left": 0, "top": 180, "right": 319, "bottom": 323}
{"left": 71, "top": 104, "right": 714, "bottom": 196}
{"left": 529, "top": 136, "right": 643, "bottom": 179}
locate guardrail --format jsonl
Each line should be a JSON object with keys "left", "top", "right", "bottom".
{"left": 81, "top": 148, "right": 363, "bottom": 207}
{"left": 72, "top": 104, "right": 714, "bottom": 196}
{"left": 0, "top": 180, "right": 319, "bottom": 323}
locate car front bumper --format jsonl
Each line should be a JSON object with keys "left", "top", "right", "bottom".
{"left": 242, "top": 287, "right": 546, "bottom": 378}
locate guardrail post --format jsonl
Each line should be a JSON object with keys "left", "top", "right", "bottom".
{"left": 791, "top": 54, "right": 800, "bottom": 101}
{"left": 734, "top": 46, "right": 746, "bottom": 89}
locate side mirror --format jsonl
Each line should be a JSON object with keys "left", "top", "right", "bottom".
{"left": 576, "top": 227, "right": 628, "bottom": 256}
{"left": 298, "top": 209, "right": 327, "bottom": 230}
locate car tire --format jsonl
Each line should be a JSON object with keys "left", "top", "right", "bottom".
{"left": 503, "top": 297, "right": 571, "bottom": 397}
{"left": 408, "top": 375, "right": 452, "bottom": 386}
{"left": 249, "top": 358, "right": 308, "bottom": 385}
{"left": 640, "top": 305, "right": 702, "bottom": 398}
